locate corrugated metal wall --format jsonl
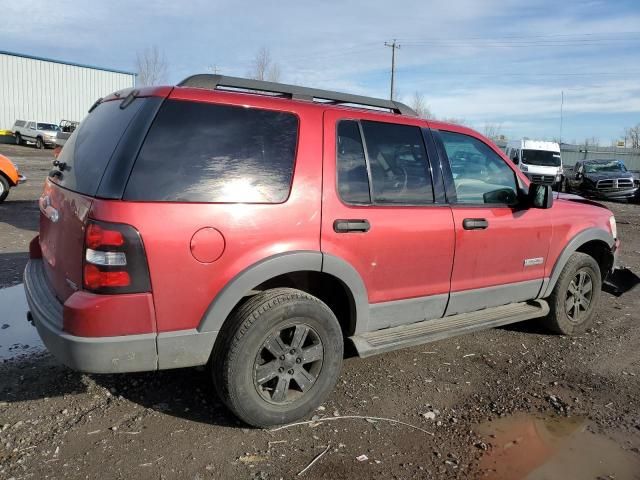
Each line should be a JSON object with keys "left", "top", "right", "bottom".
{"left": 495, "top": 140, "right": 640, "bottom": 171}
{"left": 0, "top": 52, "right": 135, "bottom": 130}
{"left": 559, "top": 144, "right": 640, "bottom": 170}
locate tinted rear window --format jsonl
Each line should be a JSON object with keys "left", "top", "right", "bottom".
{"left": 53, "top": 99, "right": 145, "bottom": 195}
{"left": 124, "top": 100, "right": 299, "bottom": 203}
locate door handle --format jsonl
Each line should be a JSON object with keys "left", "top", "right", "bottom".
{"left": 462, "top": 218, "right": 488, "bottom": 230}
{"left": 333, "top": 219, "right": 370, "bottom": 233}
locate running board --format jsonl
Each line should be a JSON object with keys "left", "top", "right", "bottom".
{"left": 350, "top": 300, "right": 549, "bottom": 358}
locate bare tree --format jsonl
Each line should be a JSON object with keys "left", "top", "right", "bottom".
{"left": 583, "top": 136, "right": 600, "bottom": 148}
{"left": 409, "top": 91, "right": 434, "bottom": 119}
{"left": 483, "top": 122, "right": 503, "bottom": 139}
{"left": 248, "top": 47, "right": 281, "bottom": 82}
{"left": 135, "top": 46, "right": 168, "bottom": 86}
{"left": 624, "top": 123, "right": 640, "bottom": 148}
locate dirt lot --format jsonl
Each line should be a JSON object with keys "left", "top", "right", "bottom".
{"left": 1, "top": 143, "right": 639, "bottom": 479}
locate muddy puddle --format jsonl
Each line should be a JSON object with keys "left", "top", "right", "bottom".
{"left": 475, "top": 413, "right": 640, "bottom": 479}
{"left": 0, "top": 283, "right": 44, "bottom": 361}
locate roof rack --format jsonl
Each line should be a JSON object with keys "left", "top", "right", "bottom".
{"left": 177, "top": 74, "right": 417, "bottom": 116}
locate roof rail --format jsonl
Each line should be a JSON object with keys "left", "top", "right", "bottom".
{"left": 177, "top": 74, "right": 417, "bottom": 117}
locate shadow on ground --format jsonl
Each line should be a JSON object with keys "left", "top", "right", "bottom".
{"left": 0, "top": 199, "right": 39, "bottom": 230}
{"left": 0, "top": 352, "right": 244, "bottom": 428}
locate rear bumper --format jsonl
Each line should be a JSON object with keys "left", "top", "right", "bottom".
{"left": 23, "top": 259, "right": 158, "bottom": 373}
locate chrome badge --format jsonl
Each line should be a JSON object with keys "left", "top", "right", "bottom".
{"left": 524, "top": 257, "right": 544, "bottom": 267}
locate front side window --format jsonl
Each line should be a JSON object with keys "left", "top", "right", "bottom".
{"left": 440, "top": 131, "right": 518, "bottom": 205}
{"left": 360, "top": 121, "right": 434, "bottom": 204}
{"left": 37, "top": 123, "right": 59, "bottom": 131}
{"left": 125, "top": 100, "right": 299, "bottom": 203}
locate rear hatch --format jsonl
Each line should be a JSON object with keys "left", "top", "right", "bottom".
{"left": 39, "top": 92, "right": 166, "bottom": 302}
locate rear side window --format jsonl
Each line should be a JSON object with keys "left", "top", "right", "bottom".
{"left": 361, "top": 121, "right": 434, "bottom": 204}
{"left": 124, "top": 100, "right": 299, "bottom": 203}
{"left": 54, "top": 99, "right": 146, "bottom": 195}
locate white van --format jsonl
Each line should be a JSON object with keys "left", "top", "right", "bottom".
{"left": 506, "top": 139, "right": 563, "bottom": 186}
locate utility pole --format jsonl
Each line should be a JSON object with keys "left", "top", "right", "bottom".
{"left": 384, "top": 39, "right": 400, "bottom": 100}
{"left": 559, "top": 90, "right": 564, "bottom": 145}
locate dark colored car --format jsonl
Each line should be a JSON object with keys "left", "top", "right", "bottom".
{"left": 565, "top": 159, "right": 638, "bottom": 201}
{"left": 25, "top": 75, "right": 620, "bottom": 427}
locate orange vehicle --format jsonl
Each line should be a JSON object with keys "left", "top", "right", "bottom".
{"left": 0, "top": 153, "right": 26, "bottom": 202}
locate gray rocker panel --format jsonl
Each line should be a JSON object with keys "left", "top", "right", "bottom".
{"left": 446, "top": 279, "right": 542, "bottom": 317}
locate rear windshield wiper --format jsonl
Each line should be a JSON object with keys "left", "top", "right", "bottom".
{"left": 120, "top": 89, "right": 139, "bottom": 110}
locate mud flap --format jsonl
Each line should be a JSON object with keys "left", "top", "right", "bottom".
{"left": 603, "top": 268, "right": 640, "bottom": 297}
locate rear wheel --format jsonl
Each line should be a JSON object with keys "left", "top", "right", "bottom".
{"left": 212, "top": 288, "right": 343, "bottom": 427}
{"left": 544, "top": 252, "right": 601, "bottom": 335}
{"left": 0, "top": 176, "right": 10, "bottom": 203}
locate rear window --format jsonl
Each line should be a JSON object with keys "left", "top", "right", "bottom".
{"left": 53, "top": 99, "right": 146, "bottom": 195}
{"left": 123, "top": 100, "right": 299, "bottom": 203}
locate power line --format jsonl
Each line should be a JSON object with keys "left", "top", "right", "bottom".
{"left": 384, "top": 39, "right": 401, "bottom": 100}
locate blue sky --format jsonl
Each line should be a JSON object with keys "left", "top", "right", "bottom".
{"left": 2, "top": 0, "right": 639, "bottom": 143}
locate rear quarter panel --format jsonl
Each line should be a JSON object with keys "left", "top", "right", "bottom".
{"left": 90, "top": 93, "right": 324, "bottom": 333}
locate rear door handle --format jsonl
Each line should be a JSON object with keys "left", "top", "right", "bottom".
{"left": 462, "top": 218, "right": 488, "bottom": 230}
{"left": 333, "top": 219, "right": 370, "bottom": 233}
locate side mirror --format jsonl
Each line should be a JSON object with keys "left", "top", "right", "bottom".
{"left": 483, "top": 187, "right": 518, "bottom": 205}
{"left": 528, "top": 183, "right": 553, "bottom": 209}
{"left": 512, "top": 156, "right": 519, "bottom": 165}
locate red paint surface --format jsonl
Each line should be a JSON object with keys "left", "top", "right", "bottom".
{"left": 34, "top": 85, "right": 615, "bottom": 339}
{"left": 63, "top": 291, "right": 156, "bottom": 337}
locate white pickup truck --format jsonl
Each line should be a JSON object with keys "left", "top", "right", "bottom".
{"left": 12, "top": 120, "right": 60, "bottom": 149}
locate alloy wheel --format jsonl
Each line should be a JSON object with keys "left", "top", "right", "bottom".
{"left": 253, "top": 323, "right": 324, "bottom": 404}
{"left": 565, "top": 269, "right": 594, "bottom": 322}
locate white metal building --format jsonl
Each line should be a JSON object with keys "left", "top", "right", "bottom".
{"left": 0, "top": 50, "right": 136, "bottom": 130}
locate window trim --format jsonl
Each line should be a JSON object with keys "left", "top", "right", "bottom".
{"left": 335, "top": 118, "right": 439, "bottom": 207}
{"left": 434, "top": 129, "right": 522, "bottom": 208}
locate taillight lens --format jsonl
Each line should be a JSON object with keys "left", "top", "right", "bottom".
{"left": 82, "top": 219, "right": 151, "bottom": 294}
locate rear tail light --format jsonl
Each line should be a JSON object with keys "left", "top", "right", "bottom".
{"left": 82, "top": 219, "right": 151, "bottom": 294}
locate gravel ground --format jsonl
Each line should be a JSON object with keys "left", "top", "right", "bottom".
{"left": 1, "top": 144, "right": 639, "bottom": 479}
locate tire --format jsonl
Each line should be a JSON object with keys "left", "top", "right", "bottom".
{"left": 0, "top": 175, "right": 10, "bottom": 203}
{"left": 35, "top": 137, "right": 43, "bottom": 149}
{"left": 544, "top": 252, "right": 601, "bottom": 335}
{"left": 14, "top": 133, "right": 22, "bottom": 146}
{"left": 212, "top": 288, "right": 344, "bottom": 427}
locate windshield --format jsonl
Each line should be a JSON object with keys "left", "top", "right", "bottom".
{"left": 521, "top": 149, "right": 561, "bottom": 167}
{"left": 584, "top": 161, "right": 627, "bottom": 174}
{"left": 37, "top": 123, "right": 59, "bottom": 131}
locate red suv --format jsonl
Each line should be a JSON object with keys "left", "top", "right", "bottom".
{"left": 25, "top": 75, "right": 619, "bottom": 426}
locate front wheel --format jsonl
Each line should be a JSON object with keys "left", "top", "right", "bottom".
{"left": 35, "top": 137, "right": 44, "bottom": 149}
{"left": 213, "top": 288, "right": 344, "bottom": 427}
{"left": 544, "top": 252, "right": 601, "bottom": 335}
{"left": 15, "top": 133, "right": 22, "bottom": 145}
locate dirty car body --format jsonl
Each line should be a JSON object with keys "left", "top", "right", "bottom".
{"left": 23, "top": 75, "right": 623, "bottom": 426}
{"left": 566, "top": 159, "right": 638, "bottom": 201}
